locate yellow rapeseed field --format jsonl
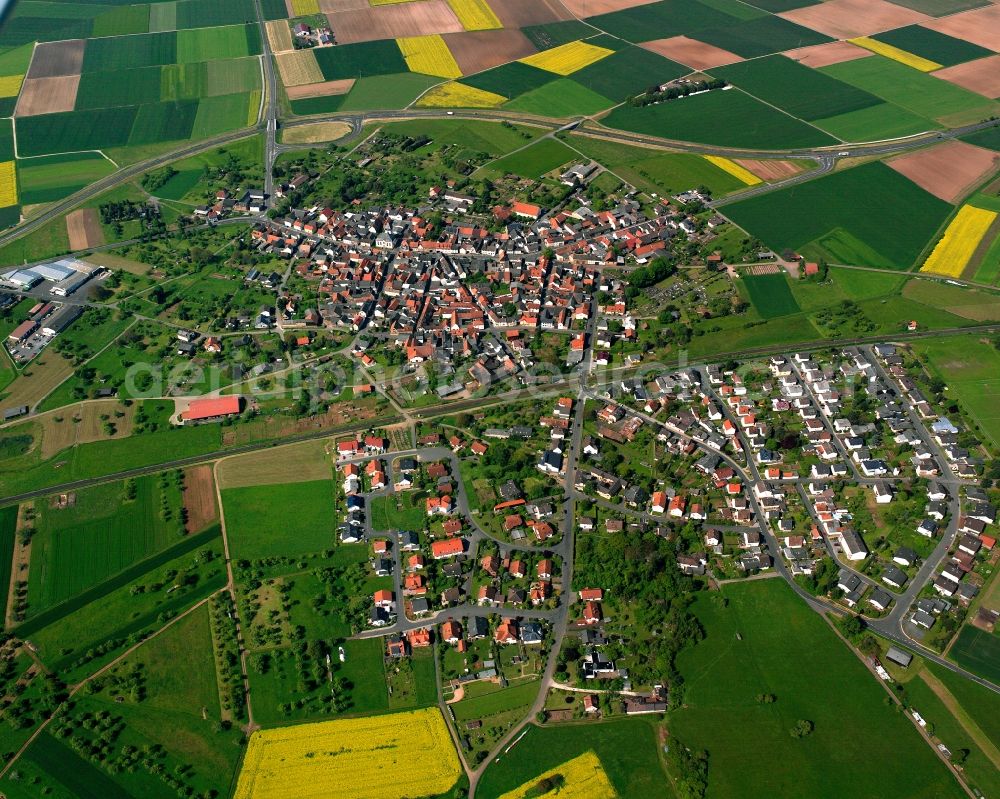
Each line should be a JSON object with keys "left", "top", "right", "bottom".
{"left": 290, "top": 0, "right": 321, "bottom": 14}
{"left": 447, "top": 0, "right": 502, "bottom": 31}
{"left": 417, "top": 81, "right": 507, "bottom": 107}
{"left": 497, "top": 751, "right": 617, "bottom": 799}
{"left": 703, "top": 156, "right": 761, "bottom": 186}
{"left": 920, "top": 204, "right": 997, "bottom": 277}
{"left": 848, "top": 37, "right": 941, "bottom": 72}
{"left": 233, "top": 708, "right": 461, "bottom": 799}
{"left": 0, "top": 74, "right": 23, "bottom": 99}
{"left": 520, "top": 40, "right": 614, "bottom": 76}
{"left": 398, "top": 35, "right": 462, "bottom": 79}
{"left": 0, "top": 162, "right": 17, "bottom": 208}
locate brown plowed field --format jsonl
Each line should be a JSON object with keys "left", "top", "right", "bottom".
{"left": 560, "top": 0, "right": 654, "bottom": 15}
{"left": 780, "top": 0, "right": 930, "bottom": 38}
{"left": 923, "top": 5, "right": 1000, "bottom": 52}
{"left": 933, "top": 55, "right": 1000, "bottom": 98}
{"left": 66, "top": 208, "right": 104, "bottom": 251}
{"left": 326, "top": 1, "right": 464, "bottom": 44}
{"left": 784, "top": 40, "right": 873, "bottom": 68}
{"left": 488, "top": 0, "right": 573, "bottom": 28}
{"left": 15, "top": 75, "right": 80, "bottom": 117}
{"left": 318, "top": 0, "right": 370, "bottom": 10}
{"left": 443, "top": 29, "right": 537, "bottom": 74}
{"left": 732, "top": 159, "right": 805, "bottom": 181}
{"left": 641, "top": 36, "right": 742, "bottom": 70}
{"left": 285, "top": 78, "right": 356, "bottom": 98}
{"left": 887, "top": 140, "right": 1000, "bottom": 202}
{"left": 183, "top": 465, "right": 218, "bottom": 533}
{"left": 27, "top": 39, "right": 85, "bottom": 78}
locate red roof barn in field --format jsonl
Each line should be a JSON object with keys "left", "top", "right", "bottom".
{"left": 181, "top": 395, "right": 241, "bottom": 423}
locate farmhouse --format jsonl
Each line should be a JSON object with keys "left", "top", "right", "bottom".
{"left": 181, "top": 395, "right": 242, "bottom": 424}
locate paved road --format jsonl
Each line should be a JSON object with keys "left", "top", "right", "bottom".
{"left": 252, "top": 0, "right": 279, "bottom": 201}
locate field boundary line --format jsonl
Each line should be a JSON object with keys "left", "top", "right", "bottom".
{"left": 919, "top": 668, "right": 1000, "bottom": 771}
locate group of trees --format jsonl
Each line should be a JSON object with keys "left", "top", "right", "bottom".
{"left": 627, "top": 79, "right": 727, "bottom": 108}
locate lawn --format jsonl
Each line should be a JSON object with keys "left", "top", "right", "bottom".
{"left": 370, "top": 492, "right": 425, "bottom": 532}
{"left": 821, "top": 56, "right": 999, "bottom": 126}
{"left": 603, "top": 88, "right": 837, "bottom": 150}
{"left": 741, "top": 272, "right": 801, "bottom": 318}
{"left": 451, "top": 679, "right": 541, "bottom": 722}
{"left": 484, "top": 137, "right": 577, "bottom": 178}
{"left": 669, "top": 580, "right": 964, "bottom": 799}
{"left": 711, "top": 55, "right": 882, "bottom": 121}
{"left": 27, "top": 475, "right": 185, "bottom": 614}
{"left": 911, "top": 334, "right": 1000, "bottom": 448}
{"left": 723, "top": 161, "right": 953, "bottom": 269}
{"left": 476, "top": 717, "right": 666, "bottom": 799}
{"left": 223, "top": 479, "right": 336, "bottom": 560}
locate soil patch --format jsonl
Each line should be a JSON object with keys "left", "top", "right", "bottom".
{"left": 732, "top": 159, "right": 805, "bottom": 181}
{"left": 66, "top": 207, "right": 104, "bottom": 251}
{"left": 923, "top": 5, "right": 1000, "bottom": 53}
{"left": 641, "top": 36, "right": 743, "bottom": 70}
{"left": 780, "top": 0, "right": 930, "bottom": 38}
{"left": 285, "top": 78, "right": 355, "bottom": 99}
{"left": 26, "top": 39, "right": 85, "bottom": 79}
{"left": 887, "top": 139, "right": 1000, "bottom": 203}
{"left": 442, "top": 29, "right": 537, "bottom": 74}
{"left": 784, "top": 40, "right": 873, "bottom": 68}
{"left": 933, "top": 54, "right": 1000, "bottom": 99}
{"left": 265, "top": 20, "right": 295, "bottom": 54}
{"left": 488, "top": 0, "right": 573, "bottom": 28}
{"left": 183, "top": 464, "right": 218, "bottom": 533}
{"left": 15, "top": 75, "right": 80, "bottom": 118}
{"left": 326, "top": 1, "right": 464, "bottom": 44}
{"left": 282, "top": 121, "right": 352, "bottom": 143}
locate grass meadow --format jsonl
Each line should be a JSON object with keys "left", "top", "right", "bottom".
{"left": 741, "top": 272, "right": 801, "bottom": 318}
{"left": 668, "top": 580, "right": 964, "bottom": 799}
{"left": 948, "top": 627, "right": 1000, "bottom": 683}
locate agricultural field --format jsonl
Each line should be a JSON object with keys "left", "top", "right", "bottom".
{"left": 482, "top": 137, "right": 576, "bottom": 178}
{"left": 723, "top": 161, "right": 953, "bottom": 269}
{"left": 920, "top": 204, "right": 997, "bottom": 278}
{"left": 948, "top": 627, "right": 1000, "bottom": 684}
{"left": 668, "top": 580, "right": 965, "bottom": 799}
{"left": 741, "top": 272, "right": 802, "bottom": 318}
{"left": 911, "top": 334, "right": 1000, "bottom": 448}
{"left": 234, "top": 709, "right": 461, "bottom": 799}
{"left": 477, "top": 717, "right": 666, "bottom": 799}
{"left": 222, "top": 479, "right": 336, "bottom": 559}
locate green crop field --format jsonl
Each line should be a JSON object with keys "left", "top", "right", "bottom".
{"left": 568, "top": 46, "right": 686, "bottom": 101}
{"left": 948, "top": 627, "right": 1000, "bottom": 684}
{"left": 90, "top": 4, "right": 150, "bottom": 37}
{"left": 505, "top": 78, "right": 612, "bottom": 117}
{"left": 477, "top": 717, "right": 666, "bottom": 799}
{"left": 461, "top": 61, "right": 554, "bottom": 100}
{"left": 129, "top": 98, "right": 199, "bottom": 145}
{"left": 17, "top": 152, "right": 117, "bottom": 205}
{"left": 742, "top": 272, "right": 801, "bottom": 318}
{"left": 669, "top": 580, "right": 965, "bottom": 799}
{"left": 744, "top": 0, "right": 819, "bottom": 9}
{"left": 483, "top": 137, "right": 577, "bottom": 178}
{"left": 339, "top": 72, "right": 439, "bottom": 112}
{"left": 724, "top": 161, "right": 952, "bottom": 269}
{"left": 604, "top": 88, "right": 837, "bottom": 150}
{"left": 911, "top": 334, "right": 1000, "bottom": 448}
{"left": 876, "top": 0, "right": 991, "bottom": 15}
{"left": 872, "top": 25, "right": 993, "bottom": 67}
{"left": 711, "top": 55, "right": 882, "bottom": 121}
{"left": 963, "top": 126, "right": 1000, "bottom": 152}
{"left": 585, "top": 0, "right": 740, "bottom": 44}
{"left": 176, "top": 23, "right": 260, "bottom": 63}
{"left": 289, "top": 95, "right": 344, "bottom": 116}
{"left": 568, "top": 135, "right": 749, "bottom": 196}
{"left": 521, "top": 20, "right": 592, "bottom": 50}
{"left": 17, "top": 106, "right": 139, "bottom": 156}
{"left": 83, "top": 31, "right": 179, "bottom": 72}
{"left": 813, "top": 102, "right": 937, "bottom": 142}
{"left": 822, "top": 56, "right": 1000, "bottom": 125}
{"left": 75, "top": 65, "right": 164, "bottom": 110}
{"left": 313, "top": 39, "right": 408, "bottom": 80}
{"left": 177, "top": 0, "right": 255, "bottom": 29}
{"left": 190, "top": 91, "right": 256, "bottom": 138}
{"left": 223, "top": 479, "right": 336, "bottom": 560}
{"left": 694, "top": 14, "right": 831, "bottom": 58}
{"left": 27, "top": 476, "right": 185, "bottom": 615}
{"left": 0, "top": 117, "right": 13, "bottom": 161}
